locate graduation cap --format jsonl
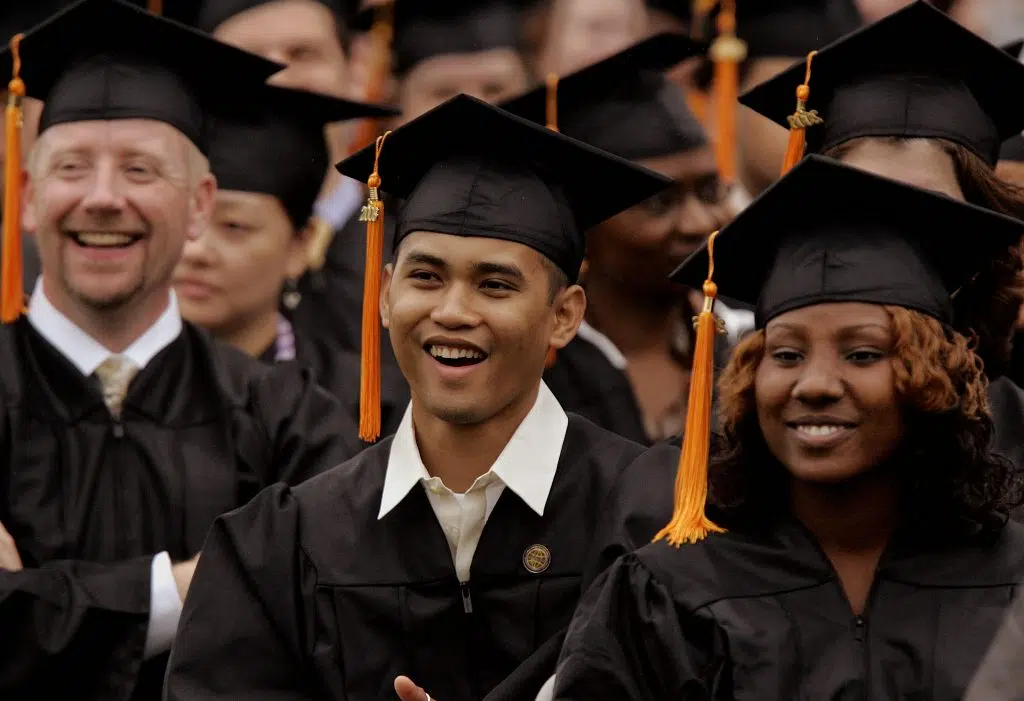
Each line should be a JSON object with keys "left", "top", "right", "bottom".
{"left": 365, "top": 0, "right": 524, "bottom": 76}
{"left": 739, "top": 1, "right": 1024, "bottom": 167}
{"left": 0, "top": 0, "right": 281, "bottom": 323}
{"left": 208, "top": 85, "right": 398, "bottom": 229}
{"left": 196, "top": 0, "right": 358, "bottom": 34}
{"left": 1000, "top": 134, "right": 1024, "bottom": 163}
{"left": 498, "top": 33, "right": 708, "bottom": 161}
{"left": 655, "top": 154, "right": 1024, "bottom": 548}
{"left": 1003, "top": 39, "right": 1024, "bottom": 60}
{"left": 731, "top": 0, "right": 863, "bottom": 58}
{"left": 0, "top": 1, "right": 74, "bottom": 42}
{"left": 335, "top": 93, "right": 672, "bottom": 441}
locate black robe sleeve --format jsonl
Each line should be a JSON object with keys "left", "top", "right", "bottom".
{"left": 964, "top": 588, "right": 1024, "bottom": 701}
{"left": 0, "top": 557, "right": 153, "bottom": 697}
{"left": 553, "top": 553, "right": 722, "bottom": 701}
{"left": 164, "top": 484, "right": 313, "bottom": 701}
{"left": 247, "top": 362, "right": 364, "bottom": 485}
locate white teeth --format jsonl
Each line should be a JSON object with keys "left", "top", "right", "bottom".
{"left": 429, "top": 345, "right": 484, "bottom": 360}
{"left": 76, "top": 232, "right": 135, "bottom": 247}
{"left": 796, "top": 425, "right": 844, "bottom": 437}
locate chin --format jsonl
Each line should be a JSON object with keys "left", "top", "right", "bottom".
{"left": 785, "top": 459, "right": 872, "bottom": 486}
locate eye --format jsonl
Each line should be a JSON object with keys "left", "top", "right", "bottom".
{"left": 124, "top": 162, "right": 157, "bottom": 181}
{"left": 220, "top": 220, "right": 255, "bottom": 234}
{"left": 480, "top": 279, "right": 515, "bottom": 294}
{"left": 770, "top": 349, "right": 804, "bottom": 366}
{"left": 54, "top": 158, "right": 88, "bottom": 176}
{"left": 642, "top": 191, "right": 675, "bottom": 216}
{"left": 846, "top": 348, "right": 885, "bottom": 365}
{"left": 696, "top": 176, "right": 725, "bottom": 205}
{"left": 408, "top": 269, "right": 440, "bottom": 284}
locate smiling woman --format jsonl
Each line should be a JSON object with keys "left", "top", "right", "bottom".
{"left": 551, "top": 157, "right": 1024, "bottom": 701}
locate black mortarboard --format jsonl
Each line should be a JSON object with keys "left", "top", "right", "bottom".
{"left": 670, "top": 155, "right": 1024, "bottom": 328}
{"left": 373, "top": 0, "right": 524, "bottom": 76}
{"left": 739, "top": 1, "right": 1024, "bottom": 166}
{"left": 208, "top": 85, "right": 398, "bottom": 229}
{"left": 1000, "top": 134, "right": 1024, "bottom": 163}
{"left": 335, "top": 93, "right": 672, "bottom": 279}
{"left": 1003, "top": 39, "right": 1024, "bottom": 60}
{"left": 0, "top": 1, "right": 72, "bottom": 41}
{"left": 196, "top": 0, "right": 356, "bottom": 34}
{"left": 0, "top": 0, "right": 282, "bottom": 154}
{"left": 732, "top": 0, "right": 863, "bottom": 58}
{"left": 498, "top": 33, "right": 708, "bottom": 161}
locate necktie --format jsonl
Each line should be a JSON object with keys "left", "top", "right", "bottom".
{"left": 94, "top": 355, "right": 139, "bottom": 418}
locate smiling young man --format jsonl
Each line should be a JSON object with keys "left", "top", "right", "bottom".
{"left": 0, "top": 2, "right": 362, "bottom": 698}
{"left": 164, "top": 94, "right": 673, "bottom": 701}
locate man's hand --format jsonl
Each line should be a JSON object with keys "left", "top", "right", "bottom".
{"left": 171, "top": 553, "right": 201, "bottom": 602}
{"left": 394, "top": 675, "right": 434, "bottom": 701}
{"left": 0, "top": 522, "right": 23, "bottom": 571}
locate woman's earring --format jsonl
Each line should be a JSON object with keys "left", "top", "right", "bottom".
{"left": 282, "top": 278, "right": 302, "bottom": 310}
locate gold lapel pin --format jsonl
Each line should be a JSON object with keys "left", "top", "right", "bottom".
{"left": 523, "top": 544, "right": 551, "bottom": 574}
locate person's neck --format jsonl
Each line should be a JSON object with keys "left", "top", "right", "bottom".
{"left": 584, "top": 271, "right": 681, "bottom": 355}
{"left": 791, "top": 472, "right": 898, "bottom": 555}
{"left": 411, "top": 384, "right": 541, "bottom": 493}
{"left": 44, "top": 279, "right": 169, "bottom": 353}
{"left": 217, "top": 309, "right": 279, "bottom": 358}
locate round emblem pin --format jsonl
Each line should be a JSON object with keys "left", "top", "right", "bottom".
{"left": 523, "top": 544, "right": 551, "bottom": 574}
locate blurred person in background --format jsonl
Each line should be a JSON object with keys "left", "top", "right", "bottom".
{"left": 174, "top": 84, "right": 408, "bottom": 438}
{"left": 526, "top": 0, "right": 648, "bottom": 77}
{"left": 502, "top": 34, "right": 747, "bottom": 444}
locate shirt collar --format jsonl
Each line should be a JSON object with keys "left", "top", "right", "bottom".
{"left": 27, "top": 278, "right": 183, "bottom": 376}
{"left": 378, "top": 381, "right": 569, "bottom": 519}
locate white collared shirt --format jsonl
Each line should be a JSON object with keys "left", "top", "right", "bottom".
{"left": 379, "top": 381, "right": 569, "bottom": 582}
{"left": 26, "top": 277, "right": 184, "bottom": 660}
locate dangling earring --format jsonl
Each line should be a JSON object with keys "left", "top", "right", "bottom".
{"left": 282, "top": 278, "right": 302, "bottom": 310}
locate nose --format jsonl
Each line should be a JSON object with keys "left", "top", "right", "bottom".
{"left": 179, "top": 223, "right": 219, "bottom": 268}
{"left": 791, "top": 352, "right": 844, "bottom": 406}
{"left": 429, "top": 284, "right": 481, "bottom": 329}
{"left": 675, "top": 193, "right": 726, "bottom": 239}
{"left": 81, "top": 162, "right": 125, "bottom": 216}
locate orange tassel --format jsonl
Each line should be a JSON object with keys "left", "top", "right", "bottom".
{"left": 780, "top": 51, "right": 822, "bottom": 176}
{"left": 545, "top": 73, "right": 560, "bottom": 132}
{"left": 708, "top": 0, "right": 746, "bottom": 185}
{"left": 349, "top": 2, "right": 394, "bottom": 155}
{"left": 2, "top": 34, "right": 26, "bottom": 324}
{"left": 357, "top": 132, "right": 391, "bottom": 443}
{"left": 653, "top": 230, "right": 725, "bottom": 546}
{"left": 685, "top": 88, "right": 708, "bottom": 123}
{"left": 147, "top": 0, "right": 162, "bottom": 14}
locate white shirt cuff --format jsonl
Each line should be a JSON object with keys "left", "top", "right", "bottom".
{"left": 144, "top": 551, "right": 183, "bottom": 659}
{"left": 536, "top": 674, "right": 556, "bottom": 701}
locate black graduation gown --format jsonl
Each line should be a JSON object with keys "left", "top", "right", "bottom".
{"left": 554, "top": 519, "right": 1024, "bottom": 701}
{"left": 260, "top": 328, "right": 409, "bottom": 441}
{"left": 164, "top": 415, "right": 673, "bottom": 701}
{"left": 544, "top": 332, "right": 734, "bottom": 446}
{"left": 988, "top": 375, "right": 1024, "bottom": 474}
{"left": 0, "top": 319, "right": 363, "bottom": 701}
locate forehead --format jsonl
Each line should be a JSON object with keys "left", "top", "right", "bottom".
{"left": 215, "top": 0, "right": 340, "bottom": 46}
{"left": 216, "top": 189, "right": 280, "bottom": 211}
{"left": 398, "top": 230, "right": 548, "bottom": 272}
{"left": 403, "top": 48, "right": 526, "bottom": 86}
{"left": 639, "top": 147, "right": 717, "bottom": 181}
{"left": 838, "top": 138, "right": 964, "bottom": 201}
{"left": 766, "top": 302, "right": 892, "bottom": 331}
{"left": 39, "top": 119, "right": 186, "bottom": 158}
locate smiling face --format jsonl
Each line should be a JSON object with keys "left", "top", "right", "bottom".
{"left": 174, "top": 190, "right": 310, "bottom": 337}
{"left": 586, "top": 146, "right": 733, "bottom": 293}
{"left": 755, "top": 302, "right": 904, "bottom": 484}
{"left": 382, "top": 231, "right": 585, "bottom": 426}
{"left": 24, "top": 119, "right": 214, "bottom": 323}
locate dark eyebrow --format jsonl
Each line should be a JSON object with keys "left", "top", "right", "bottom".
{"left": 402, "top": 251, "right": 447, "bottom": 269}
{"left": 836, "top": 323, "right": 890, "bottom": 340}
{"left": 473, "top": 261, "right": 525, "bottom": 282}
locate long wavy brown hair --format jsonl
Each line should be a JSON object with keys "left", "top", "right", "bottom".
{"left": 710, "top": 305, "right": 1022, "bottom": 537}
{"left": 824, "top": 137, "right": 1024, "bottom": 378}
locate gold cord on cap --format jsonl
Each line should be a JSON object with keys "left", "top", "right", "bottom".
{"left": 780, "top": 51, "right": 822, "bottom": 175}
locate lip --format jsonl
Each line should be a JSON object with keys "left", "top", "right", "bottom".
{"left": 174, "top": 277, "right": 220, "bottom": 300}
{"left": 421, "top": 336, "right": 489, "bottom": 383}
{"left": 785, "top": 416, "right": 858, "bottom": 451}
{"left": 422, "top": 335, "right": 487, "bottom": 355}
{"left": 65, "top": 232, "right": 145, "bottom": 263}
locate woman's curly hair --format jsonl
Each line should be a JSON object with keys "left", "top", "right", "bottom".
{"left": 710, "top": 305, "right": 1023, "bottom": 538}
{"left": 824, "top": 137, "right": 1024, "bottom": 378}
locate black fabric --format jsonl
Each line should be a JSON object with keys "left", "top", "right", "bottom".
{"left": 385, "top": 0, "right": 523, "bottom": 75}
{"left": 0, "top": 319, "right": 362, "bottom": 699}
{"left": 335, "top": 94, "right": 672, "bottom": 280}
{"left": 739, "top": 1, "right": 1024, "bottom": 166}
{"left": 1000, "top": 133, "right": 1024, "bottom": 163}
{"left": 554, "top": 518, "right": 1024, "bottom": 700}
{"left": 260, "top": 325, "right": 409, "bottom": 441}
{"left": 498, "top": 33, "right": 707, "bottom": 161}
{"left": 163, "top": 415, "right": 673, "bottom": 701}
{"left": 732, "top": 0, "right": 863, "bottom": 58}
{"left": 2, "top": 0, "right": 281, "bottom": 154}
{"left": 196, "top": 0, "right": 356, "bottom": 33}
{"left": 670, "top": 156, "right": 1024, "bottom": 328}
{"left": 209, "top": 85, "right": 397, "bottom": 228}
